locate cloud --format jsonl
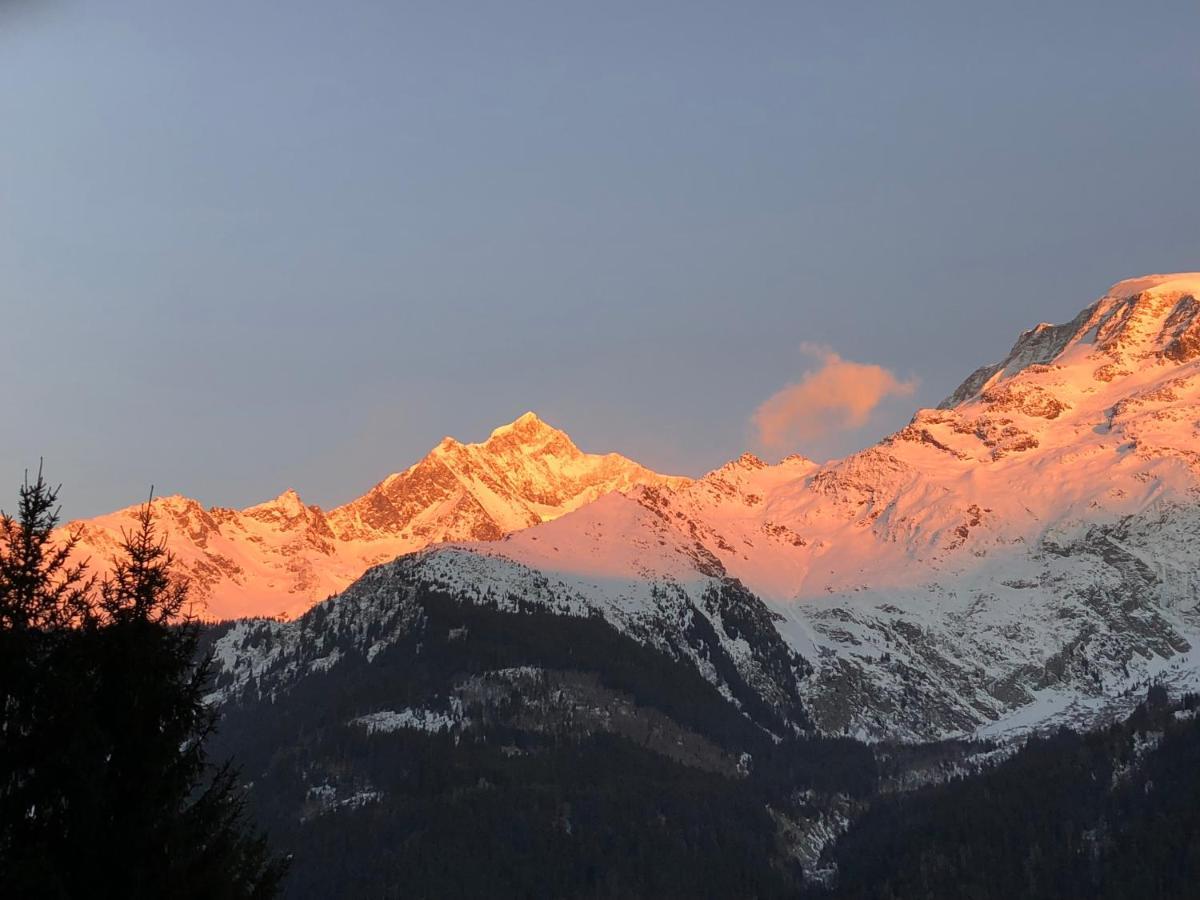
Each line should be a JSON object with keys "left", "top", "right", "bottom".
{"left": 752, "top": 344, "right": 918, "bottom": 450}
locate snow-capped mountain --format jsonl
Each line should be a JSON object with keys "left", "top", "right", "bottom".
{"left": 92, "top": 270, "right": 1200, "bottom": 743}
{"left": 346, "top": 273, "right": 1200, "bottom": 740}
{"left": 65, "top": 412, "right": 687, "bottom": 620}
{"left": 195, "top": 275, "right": 1200, "bottom": 895}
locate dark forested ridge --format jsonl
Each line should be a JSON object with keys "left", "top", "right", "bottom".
{"left": 821, "top": 687, "right": 1200, "bottom": 900}
{"left": 9, "top": 467, "right": 1199, "bottom": 898}
{"left": 208, "top": 575, "right": 1200, "bottom": 899}
{"left": 206, "top": 585, "right": 876, "bottom": 898}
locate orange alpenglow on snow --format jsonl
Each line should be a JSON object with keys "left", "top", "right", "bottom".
{"left": 62, "top": 413, "right": 688, "bottom": 621}
{"left": 417, "top": 272, "right": 1200, "bottom": 609}
{"left": 385, "top": 273, "right": 1200, "bottom": 739}
{"left": 66, "top": 274, "right": 1200, "bottom": 642}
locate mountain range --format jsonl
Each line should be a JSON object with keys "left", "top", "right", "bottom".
{"left": 66, "top": 412, "right": 685, "bottom": 620}
{"left": 170, "top": 271, "right": 1200, "bottom": 896}
{"left": 73, "top": 272, "right": 1200, "bottom": 745}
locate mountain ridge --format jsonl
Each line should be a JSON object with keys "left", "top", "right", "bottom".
{"left": 80, "top": 271, "right": 1200, "bottom": 742}
{"left": 196, "top": 274, "right": 1200, "bottom": 899}
{"left": 376, "top": 273, "right": 1200, "bottom": 740}
{"left": 64, "top": 412, "right": 688, "bottom": 620}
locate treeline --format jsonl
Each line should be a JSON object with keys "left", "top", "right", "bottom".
{"left": 0, "top": 468, "right": 286, "bottom": 898}
{"left": 822, "top": 685, "right": 1200, "bottom": 899}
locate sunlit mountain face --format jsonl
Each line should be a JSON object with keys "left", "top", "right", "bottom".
{"left": 137, "top": 273, "right": 1200, "bottom": 897}
{"left": 80, "top": 274, "right": 1200, "bottom": 741}
{"left": 404, "top": 273, "right": 1200, "bottom": 740}
{"left": 64, "top": 411, "right": 688, "bottom": 620}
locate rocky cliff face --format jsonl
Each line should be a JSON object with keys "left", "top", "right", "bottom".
{"left": 325, "top": 412, "right": 685, "bottom": 543}
{"left": 64, "top": 413, "right": 687, "bottom": 620}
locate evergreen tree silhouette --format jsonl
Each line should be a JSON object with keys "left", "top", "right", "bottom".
{"left": 0, "top": 470, "right": 287, "bottom": 898}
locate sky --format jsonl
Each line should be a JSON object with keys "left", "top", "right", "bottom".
{"left": 2, "top": 1, "right": 1198, "bottom": 519}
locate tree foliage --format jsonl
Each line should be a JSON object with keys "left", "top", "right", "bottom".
{"left": 824, "top": 688, "right": 1200, "bottom": 900}
{"left": 0, "top": 464, "right": 93, "bottom": 632}
{"left": 0, "top": 468, "right": 286, "bottom": 898}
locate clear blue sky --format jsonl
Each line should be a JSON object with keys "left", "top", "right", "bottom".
{"left": 2, "top": 1, "right": 1197, "bottom": 518}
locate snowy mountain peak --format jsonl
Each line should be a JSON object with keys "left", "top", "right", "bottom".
{"left": 1105, "top": 272, "right": 1200, "bottom": 299}
{"left": 487, "top": 411, "right": 553, "bottom": 441}
{"left": 483, "top": 413, "right": 578, "bottom": 459}
{"left": 407, "top": 271, "right": 1200, "bottom": 739}
{"left": 62, "top": 271, "right": 1200, "bottom": 742}
{"left": 734, "top": 452, "right": 768, "bottom": 470}
{"left": 321, "top": 413, "right": 688, "bottom": 552}
{"left": 246, "top": 488, "right": 306, "bottom": 514}
{"left": 941, "top": 272, "right": 1200, "bottom": 408}
{"left": 63, "top": 415, "right": 686, "bottom": 620}
{"left": 779, "top": 453, "right": 816, "bottom": 467}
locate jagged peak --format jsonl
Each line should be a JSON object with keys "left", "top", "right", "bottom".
{"left": 513, "top": 410, "right": 544, "bottom": 427}
{"left": 143, "top": 493, "right": 207, "bottom": 515}
{"left": 779, "top": 453, "right": 816, "bottom": 468}
{"left": 151, "top": 492, "right": 194, "bottom": 506}
{"left": 486, "top": 411, "right": 559, "bottom": 442}
{"left": 274, "top": 487, "right": 306, "bottom": 509}
{"left": 244, "top": 488, "right": 310, "bottom": 518}
{"left": 377, "top": 415, "right": 580, "bottom": 486}
{"left": 736, "top": 452, "right": 767, "bottom": 469}
{"left": 941, "top": 272, "right": 1200, "bottom": 408}
{"left": 704, "top": 452, "right": 767, "bottom": 480}
{"left": 326, "top": 410, "right": 679, "bottom": 541}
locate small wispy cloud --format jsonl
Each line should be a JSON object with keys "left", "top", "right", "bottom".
{"left": 752, "top": 344, "right": 918, "bottom": 451}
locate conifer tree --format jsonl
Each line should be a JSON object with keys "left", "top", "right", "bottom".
{"left": 81, "top": 497, "right": 288, "bottom": 897}
{"left": 0, "top": 464, "right": 95, "bottom": 888}
{"left": 0, "top": 471, "right": 287, "bottom": 898}
{"left": 0, "top": 462, "right": 93, "bottom": 632}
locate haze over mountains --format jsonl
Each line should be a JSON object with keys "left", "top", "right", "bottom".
{"left": 75, "top": 273, "right": 1200, "bottom": 741}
